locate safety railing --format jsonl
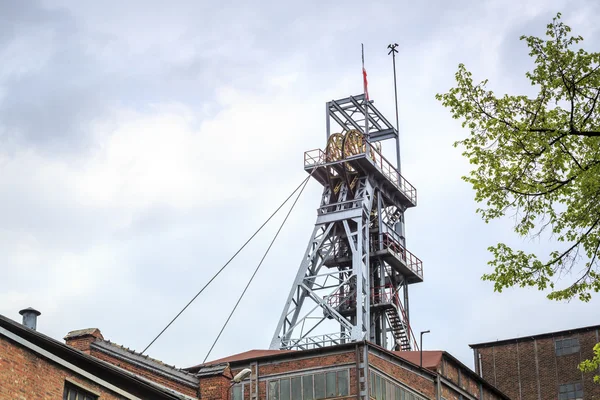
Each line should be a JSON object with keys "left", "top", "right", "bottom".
{"left": 363, "top": 143, "right": 417, "bottom": 205}
{"left": 370, "top": 232, "right": 423, "bottom": 279}
{"left": 371, "top": 285, "right": 396, "bottom": 306}
{"left": 304, "top": 149, "right": 326, "bottom": 167}
{"left": 393, "top": 290, "right": 419, "bottom": 351}
{"left": 318, "top": 198, "right": 362, "bottom": 215}
{"left": 281, "top": 332, "right": 352, "bottom": 350}
{"left": 303, "top": 144, "right": 417, "bottom": 205}
{"left": 326, "top": 290, "right": 356, "bottom": 310}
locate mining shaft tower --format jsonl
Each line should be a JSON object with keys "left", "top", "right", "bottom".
{"left": 271, "top": 94, "right": 423, "bottom": 352}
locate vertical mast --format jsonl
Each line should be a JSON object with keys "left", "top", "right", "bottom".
{"left": 362, "top": 44, "right": 369, "bottom": 142}
{"left": 387, "top": 43, "right": 401, "bottom": 174}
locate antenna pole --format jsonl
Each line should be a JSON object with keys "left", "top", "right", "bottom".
{"left": 387, "top": 43, "right": 401, "bottom": 174}
{"left": 362, "top": 43, "right": 369, "bottom": 142}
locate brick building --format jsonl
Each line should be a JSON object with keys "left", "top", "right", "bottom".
{"left": 0, "top": 310, "right": 204, "bottom": 399}
{"left": 470, "top": 325, "right": 600, "bottom": 400}
{"left": 1, "top": 308, "right": 508, "bottom": 399}
{"left": 184, "top": 345, "right": 509, "bottom": 400}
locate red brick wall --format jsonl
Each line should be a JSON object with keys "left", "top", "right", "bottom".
{"left": 368, "top": 353, "right": 435, "bottom": 399}
{"left": 475, "top": 329, "right": 600, "bottom": 400}
{"left": 256, "top": 350, "right": 356, "bottom": 377}
{"left": 0, "top": 336, "right": 125, "bottom": 400}
{"left": 200, "top": 375, "right": 231, "bottom": 400}
{"left": 229, "top": 349, "right": 359, "bottom": 399}
{"left": 89, "top": 348, "right": 199, "bottom": 398}
{"left": 441, "top": 384, "right": 459, "bottom": 400}
{"left": 482, "top": 386, "right": 505, "bottom": 400}
{"left": 440, "top": 357, "right": 481, "bottom": 399}
{"left": 65, "top": 336, "right": 97, "bottom": 354}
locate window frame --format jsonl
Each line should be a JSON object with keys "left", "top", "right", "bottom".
{"left": 369, "top": 369, "right": 426, "bottom": 400}
{"left": 558, "top": 382, "right": 583, "bottom": 400}
{"left": 63, "top": 381, "right": 99, "bottom": 400}
{"left": 231, "top": 382, "right": 248, "bottom": 400}
{"left": 267, "top": 368, "right": 350, "bottom": 400}
{"left": 555, "top": 337, "right": 580, "bottom": 356}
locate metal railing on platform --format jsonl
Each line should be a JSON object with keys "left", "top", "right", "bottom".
{"left": 303, "top": 144, "right": 417, "bottom": 205}
{"left": 370, "top": 231, "right": 423, "bottom": 279}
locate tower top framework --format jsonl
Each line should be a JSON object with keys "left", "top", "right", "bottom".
{"left": 271, "top": 94, "right": 422, "bottom": 355}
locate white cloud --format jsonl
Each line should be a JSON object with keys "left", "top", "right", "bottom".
{"left": 1, "top": 0, "right": 599, "bottom": 372}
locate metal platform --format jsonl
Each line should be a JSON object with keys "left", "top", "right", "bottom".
{"left": 304, "top": 143, "right": 417, "bottom": 209}
{"left": 322, "top": 246, "right": 423, "bottom": 285}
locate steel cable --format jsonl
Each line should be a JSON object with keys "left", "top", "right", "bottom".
{"left": 140, "top": 174, "right": 312, "bottom": 355}
{"left": 202, "top": 174, "right": 311, "bottom": 363}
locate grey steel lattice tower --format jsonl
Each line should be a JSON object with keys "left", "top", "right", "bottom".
{"left": 270, "top": 94, "right": 423, "bottom": 354}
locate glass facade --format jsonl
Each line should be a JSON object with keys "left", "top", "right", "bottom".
{"left": 267, "top": 369, "right": 350, "bottom": 400}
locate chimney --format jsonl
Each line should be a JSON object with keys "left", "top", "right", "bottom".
{"left": 19, "top": 307, "right": 41, "bottom": 330}
{"left": 64, "top": 328, "right": 104, "bottom": 354}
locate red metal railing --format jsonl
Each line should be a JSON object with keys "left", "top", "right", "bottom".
{"left": 326, "top": 290, "right": 356, "bottom": 310}
{"left": 371, "top": 285, "right": 395, "bottom": 305}
{"left": 326, "top": 285, "right": 419, "bottom": 350}
{"left": 370, "top": 233, "right": 423, "bottom": 279}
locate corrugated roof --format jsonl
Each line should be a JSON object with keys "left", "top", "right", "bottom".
{"left": 392, "top": 350, "right": 443, "bottom": 371}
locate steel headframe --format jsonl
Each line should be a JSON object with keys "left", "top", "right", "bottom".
{"left": 271, "top": 95, "right": 422, "bottom": 374}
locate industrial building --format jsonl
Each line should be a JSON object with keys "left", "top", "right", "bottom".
{"left": 471, "top": 325, "right": 600, "bottom": 400}
{"left": 0, "top": 308, "right": 508, "bottom": 400}
{"left": 0, "top": 309, "right": 205, "bottom": 400}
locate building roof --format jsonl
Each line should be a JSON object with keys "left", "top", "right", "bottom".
{"left": 91, "top": 340, "right": 200, "bottom": 387}
{"left": 392, "top": 350, "right": 443, "bottom": 371}
{"left": 186, "top": 349, "right": 295, "bottom": 371}
{"left": 469, "top": 323, "right": 600, "bottom": 348}
{"left": 0, "top": 314, "right": 195, "bottom": 400}
{"left": 64, "top": 328, "right": 103, "bottom": 340}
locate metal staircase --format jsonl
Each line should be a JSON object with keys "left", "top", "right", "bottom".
{"left": 385, "top": 308, "right": 410, "bottom": 351}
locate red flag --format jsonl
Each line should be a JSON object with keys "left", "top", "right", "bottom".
{"left": 363, "top": 67, "right": 369, "bottom": 101}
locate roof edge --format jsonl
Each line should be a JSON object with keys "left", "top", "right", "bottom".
{"left": 440, "top": 351, "right": 510, "bottom": 400}
{"left": 91, "top": 341, "right": 199, "bottom": 387}
{"left": 469, "top": 323, "right": 600, "bottom": 348}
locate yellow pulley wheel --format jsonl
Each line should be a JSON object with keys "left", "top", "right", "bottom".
{"left": 326, "top": 133, "right": 344, "bottom": 163}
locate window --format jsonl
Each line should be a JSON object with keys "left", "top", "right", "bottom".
{"left": 232, "top": 383, "right": 250, "bottom": 400}
{"left": 269, "top": 381, "right": 280, "bottom": 400}
{"left": 232, "top": 384, "right": 243, "bottom": 400}
{"left": 369, "top": 370, "right": 426, "bottom": 400}
{"left": 555, "top": 337, "right": 580, "bottom": 356}
{"left": 303, "top": 375, "right": 314, "bottom": 400}
{"left": 63, "top": 382, "right": 98, "bottom": 400}
{"left": 268, "top": 369, "right": 349, "bottom": 399}
{"left": 559, "top": 382, "right": 583, "bottom": 400}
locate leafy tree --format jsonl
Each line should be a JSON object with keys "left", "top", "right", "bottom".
{"left": 435, "top": 13, "right": 600, "bottom": 380}
{"left": 579, "top": 343, "right": 600, "bottom": 383}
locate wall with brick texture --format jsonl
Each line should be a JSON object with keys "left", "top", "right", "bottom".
{"left": 228, "top": 349, "right": 359, "bottom": 400}
{"left": 475, "top": 328, "right": 600, "bottom": 400}
{"left": 0, "top": 336, "right": 125, "bottom": 400}
{"left": 90, "top": 347, "right": 199, "bottom": 398}
{"left": 441, "top": 357, "right": 481, "bottom": 399}
{"left": 200, "top": 375, "right": 231, "bottom": 400}
{"left": 368, "top": 352, "right": 435, "bottom": 399}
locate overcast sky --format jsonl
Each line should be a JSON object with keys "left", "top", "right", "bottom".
{"left": 1, "top": 0, "right": 599, "bottom": 371}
